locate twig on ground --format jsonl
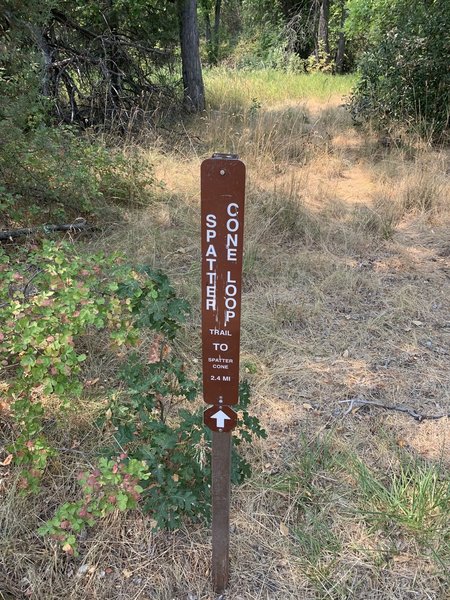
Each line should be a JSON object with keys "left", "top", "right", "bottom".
{"left": 336, "top": 397, "right": 450, "bottom": 422}
{"left": 0, "top": 218, "right": 98, "bottom": 242}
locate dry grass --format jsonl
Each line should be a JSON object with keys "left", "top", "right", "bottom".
{"left": 1, "top": 72, "right": 450, "bottom": 599}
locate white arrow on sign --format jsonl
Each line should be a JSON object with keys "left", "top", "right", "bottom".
{"left": 211, "top": 409, "right": 231, "bottom": 429}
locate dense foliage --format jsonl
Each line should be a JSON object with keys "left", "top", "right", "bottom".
{"left": 0, "top": 241, "right": 265, "bottom": 554}
{"left": 2, "top": 0, "right": 447, "bottom": 161}
{"left": 1, "top": 4, "right": 156, "bottom": 226}
{"left": 346, "top": 0, "right": 450, "bottom": 136}
{"left": 1, "top": 241, "right": 152, "bottom": 489}
{"left": 1, "top": 0, "right": 179, "bottom": 127}
{"left": 214, "top": 0, "right": 351, "bottom": 72}
{"left": 0, "top": 126, "right": 154, "bottom": 229}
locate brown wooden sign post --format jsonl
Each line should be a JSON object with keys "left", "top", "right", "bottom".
{"left": 201, "top": 154, "right": 246, "bottom": 593}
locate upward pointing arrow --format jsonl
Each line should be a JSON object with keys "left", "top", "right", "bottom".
{"left": 211, "top": 409, "right": 231, "bottom": 429}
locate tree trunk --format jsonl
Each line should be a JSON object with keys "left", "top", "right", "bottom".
{"left": 38, "top": 31, "right": 54, "bottom": 99}
{"left": 107, "top": 0, "right": 122, "bottom": 109}
{"left": 204, "top": 11, "right": 214, "bottom": 64}
{"left": 335, "top": 3, "right": 346, "bottom": 74}
{"left": 317, "top": 0, "right": 330, "bottom": 59}
{"left": 211, "top": 0, "right": 221, "bottom": 63}
{"left": 28, "top": 23, "right": 56, "bottom": 100}
{"left": 205, "top": 12, "right": 212, "bottom": 46}
{"left": 204, "top": 0, "right": 221, "bottom": 65}
{"left": 178, "top": 0, "right": 205, "bottom": 112}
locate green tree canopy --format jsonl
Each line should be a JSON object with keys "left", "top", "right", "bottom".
{"left": 347, "top": 0, "right": 450, "bottom": 136}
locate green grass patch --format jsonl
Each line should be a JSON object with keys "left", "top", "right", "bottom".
{"left": 204, "top": 68, "right": 357, "bottom": 110}
{"left": 293, "top": 507, "right": 342, "bottom": 563}
{"left": 350, "top": 456, "right": 450, "bottom": 540}
{"left": 271, "top": 434, "right": 335, "bottom": 497}
{"left": 342, "top": 451, "right": 450, "bottom": 581}
{"left": 269, "top": 432, "right": 449, "bottom": 584}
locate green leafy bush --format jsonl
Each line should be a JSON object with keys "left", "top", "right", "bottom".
{"left": 0, "top": 241, "right": 141, "bottom": 397}
{"left": 39, "top": 378, "right": 265, "bottom": 555}
{"left": 38, "top": 455, "right": 151, "bottom": 556}
{"left": 108, "top": 365, "right": 265, "bottom": 530}
{"left": 0, "top": 240, "right": 154, "bottom": 489}
{"left": 1, "top": 241, "right": 265, "bottom": 552}
{"left": 347, "top": 0, "right": 450, "bottom": 136}
{"left": 0, "top": 123, "right": 154, "bottom": 226}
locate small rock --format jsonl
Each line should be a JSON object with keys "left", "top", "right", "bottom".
{"left": 279, "top": 522, "right": 289, "bottom": 536}
{"left": 77, "top": 564, "right": 90, "bottom": 577}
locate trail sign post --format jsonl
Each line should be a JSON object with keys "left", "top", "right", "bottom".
{"left": 201, "top": 154, "right": 246, "bottom": 593}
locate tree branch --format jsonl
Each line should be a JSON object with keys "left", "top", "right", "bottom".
{"left": 0, "top": 219, "right": 98, "bottom": 242}
{"left": 337, "top": 397, "right": 450, "bottom": 422}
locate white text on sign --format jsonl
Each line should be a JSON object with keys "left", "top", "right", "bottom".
{"left": 205, "top": 203, "right": 240, "bottom": 326}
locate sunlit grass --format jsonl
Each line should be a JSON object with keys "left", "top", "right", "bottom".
{"left": 204, "top": 68, "right": 357, "bottom": 109}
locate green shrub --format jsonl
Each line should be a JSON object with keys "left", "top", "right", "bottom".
{"left": 0, "top": 123, "right": 154, "bottom": 226}
{"left": 38, "top": 455, "right": 151, "bottom": 556}
{"left": 0, "top": 241, "right": 265, "bottom": 553}
{"left": 0, "top": 6, "right": 154, "bottom": 224}
{"left": 348, "top": 0, "right": 450, "bottom": 136}
{"left": 0, "top": 240, "right": 152, "bottom": 489}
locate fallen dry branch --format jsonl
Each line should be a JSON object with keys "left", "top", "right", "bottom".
{"left": 337, "top": 397, "right": 450, "bottom": 422}
{"left": 0, "top": 219, "right": 97, "bottom": 242}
